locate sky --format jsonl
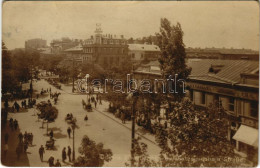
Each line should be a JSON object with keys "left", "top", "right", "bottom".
{"left": 2, "top": 1, "right": 259, "bottom": 50}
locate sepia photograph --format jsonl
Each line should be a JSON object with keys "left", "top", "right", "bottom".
{"left": 1, "top": 1, "right": 259, "bottom": 167}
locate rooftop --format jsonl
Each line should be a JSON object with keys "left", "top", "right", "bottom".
{"left": 64, "top": 45, "right": 83, "bottom": 52}
{"left": 128, "top": 44, "right": 160, "bottom": 52}
{"left": 135, "top": 59, "right": 259, "bottom": 86}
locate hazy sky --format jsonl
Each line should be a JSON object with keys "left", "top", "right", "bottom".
{"left": 2, "top": 1, "right": 259, "bottom": 50}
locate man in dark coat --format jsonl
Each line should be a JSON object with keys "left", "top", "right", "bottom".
{"left": 48, "top": 156, "right": 55, "bottom": 167}
{"left": 62, "top": 147, "right": 66, "bottom": 162}
{"left": 39, "top": 145, "right": 45, "bottom": 162}
{"left": 67, "top": 146, "right": 72, "bottom": 162}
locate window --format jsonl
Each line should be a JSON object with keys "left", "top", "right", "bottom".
{"left": 229, "top": 97, "right": 235, "bottom": 112}
{"left": 141, "top": 54, "right": 144, "bottom": 58}
{"left": 201, "top": 92, "right": 205, "bottom": 104}
{"left": 250, "top": 101, "right": 258, "bottom": 118}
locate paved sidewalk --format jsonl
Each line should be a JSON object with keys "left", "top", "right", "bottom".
{"left": 1, "top": 122, "right": 30, "bottom": 166}
{"left": 93, "top": 101, "right": 158, "bottom": 145}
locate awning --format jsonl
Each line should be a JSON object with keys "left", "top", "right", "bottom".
{"left": 233, "top": 125, "right": 258, "bottom": 148}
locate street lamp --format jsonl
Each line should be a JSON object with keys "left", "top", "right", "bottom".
{"left": 126, "top": 91, "right": 138, "bottom": 166}
{"left": 70, "top": 118, "right": 77, "bottom": 162}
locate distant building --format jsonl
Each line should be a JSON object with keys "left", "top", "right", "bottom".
{"left": 186, "top": 47, "right": 259, "bottom": 60}
{"left": 128, "top": 43, "right": 160, "bottom": 62}
{"left": 82, "top": 24, "right": 128, "bottom": 69}
{"left": 25, "top": 38, "right": 47, "bottom": 50}
{"left": 50, "top": 37, "right": 81, "bottom": 54}
{"left": 64, "top": 44, "right": 92, "bottom": 65}
{"left": 134, "top": 59, "right": 259, "bottom": 162}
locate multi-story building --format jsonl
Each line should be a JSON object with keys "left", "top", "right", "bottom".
{"left": 134, "top": 58, "right": 259, "bottom": 162}
{"left": 25, "top": 38, "right": 47, "bottom": 50}
{"left": 64, "top": 44, "right": 92, "bottom": 65}
{"left": 82, "top": 25, "right": 128, "bottom": 69}
{"left": 128, "top": 43, "right": 160, "bottom": 62}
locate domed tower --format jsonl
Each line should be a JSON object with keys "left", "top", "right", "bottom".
{"left": 94, "top": 23, "right": 103, "bottom": 44}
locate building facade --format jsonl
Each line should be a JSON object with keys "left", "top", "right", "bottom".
{"left": 82, "top": 25, "right": 128, "bottom": 69}
{"left": 25, "top": 38, "right": 47, "bottom": 50}
{"left": 128, "top": 43, "right": 160, "bottom": 62}
{"left": 133, "top": 59, "right": 259, "bottom": 162}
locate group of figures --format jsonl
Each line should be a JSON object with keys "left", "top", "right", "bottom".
{"left": 82, "top": 94, "right": 102, "bottom": 112}
{"left": 16, "top": 131, "right": 34, "bottom": 160}
{"left": 11, "top": 98, "right": 37, "bottom": 113}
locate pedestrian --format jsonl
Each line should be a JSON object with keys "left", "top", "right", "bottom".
{"left": 50, "top": 87, "right": 52, "bottom": 93}
{"left": 99, "top": 97, "right": 102, "bottom": 105}
{"left": 24, "top": 100, "right": 27, "bottom": 109}
{"left": 48, "top": 156, "right": 55, "bottom": 167}
{"left": 62, "top": 147, "right": 66, "bottom": 162}
{"left": 49, "top": 129, "right": 54, "bottom": 138}
{"left": 18, "top": 133, "right": 23, "bottom": 143}
{"left": 39, "top": 145, "right": 45, "bottom": 162}
{"left": 84, "top": 115, "right": 88, "bottom": 121}
{"left": 94, "top": 100, "right": 97, "bottom": 108}
{"left": 14, "top": 119, "right": 18, "bottom": 130}
{"left": 55, "top": 159, "right": 61, "bottom": 167}
{"left": 4, "top": 133, "right": 9, "bottom": 144}
{"left": 67, "top": 127, "right": 71, "bottom": 138}
{"left": 37, "top": 94, "right": 39, "bottom": 99}
{"left": 121, "top": 112, "right": 126, "bottom": 124}
{"left": 24, "top": 131, "right": 28, "bottom": 143}
{"left": 3, "top": 144, "right": 8, "bottom": 159}
{"left": 67, "top": 146, "right": 71, "bottom": 162}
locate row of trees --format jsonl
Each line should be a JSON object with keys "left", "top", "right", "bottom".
{"left": 2, "top": 42, "right": 40, "bottom": 95}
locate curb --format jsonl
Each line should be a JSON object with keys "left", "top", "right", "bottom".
{"left": 94, "top": 108, "right": 158, "bottom": 146}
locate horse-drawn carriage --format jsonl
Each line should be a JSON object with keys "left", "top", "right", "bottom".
{"left": 65, "top": 113, "right": 77, "bottom": 124}
{"left": 46, "top": 138, "right": 55, "bottom": 150}
{"left": 82, "top": 99, "right": 92, "bottom": 112}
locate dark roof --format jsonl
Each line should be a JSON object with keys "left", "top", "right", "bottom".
{"left": 135, "top": 59, "right": 259, "bottom": 85}
{"left": 187, "top": 59, "right": 259, "bottom": 84}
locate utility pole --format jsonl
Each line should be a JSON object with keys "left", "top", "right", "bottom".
{"left": 30, "top": 64, "right": 33, "bottom": 101}
{"left": 72, "top": 58, "right": 75, "bottom": 93}
{"left": 131, "top": 64, "right": 136, "bottom": 166}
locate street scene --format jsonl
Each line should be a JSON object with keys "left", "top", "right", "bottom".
{"left": 2, "top": 1, "right": 259, "bottom": 167}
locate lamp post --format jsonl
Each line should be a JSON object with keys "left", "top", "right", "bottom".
{"left": 72, "top": 57, "right": 75, "bottom": 93}
{"left": 126, "top": 64, "right": 138, "bottom": 166}
{"left": 70, "top": 118, "right": 77, "bottom": 162}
